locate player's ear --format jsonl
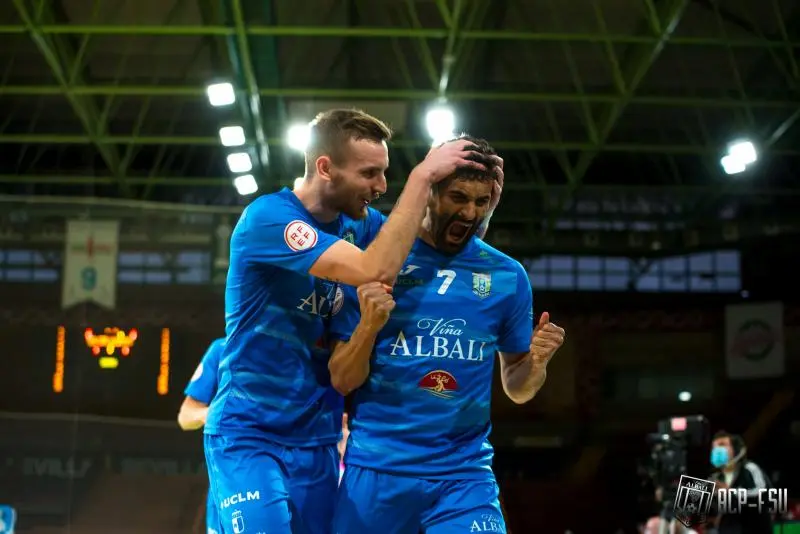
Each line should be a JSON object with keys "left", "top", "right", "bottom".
{"left": 315, "top": 155, "right": 334, "bottom": 182}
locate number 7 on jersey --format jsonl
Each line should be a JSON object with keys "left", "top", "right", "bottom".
{"left": 436, "top": 269, "right": 456, "bottom": 295}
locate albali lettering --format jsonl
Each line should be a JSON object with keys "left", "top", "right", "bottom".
{"left": 389, "top": 318, "right": 488, "bottom": 361}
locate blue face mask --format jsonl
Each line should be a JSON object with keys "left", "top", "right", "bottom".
{"left": 711, "top": 446, "right": 729, "bottom": 468}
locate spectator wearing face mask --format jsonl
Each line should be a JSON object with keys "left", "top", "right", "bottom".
{"left": 707, "top": 431, "right": 772, "bottom": 534}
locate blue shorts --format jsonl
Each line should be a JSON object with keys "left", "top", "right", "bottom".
{"left": 334, "top": 465, "right": 506, "bottom": 534}
{"left": 204, "top": 434, "right": 339, "bottom": 534}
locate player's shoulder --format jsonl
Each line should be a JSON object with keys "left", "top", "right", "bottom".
{"left": 203, "top": 337, "right": 226, "bottom": 363}
{"left": 472, "top": 239, "right": 526, "bottom": 274}
{"left": 240, "top": 189, "right": 306, "bottom": 224}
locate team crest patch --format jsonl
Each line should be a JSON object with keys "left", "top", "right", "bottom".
{"left": 472, "top": 272, "right": 491, "bottom": 299}
{"left": 284, "top": 220, "right": 318, "bottom": 251}
{"left": 419, "top": 370, "right": 458, "bottom": 399}
{"left": 342, "top": 229, "right": 355, "bottom": 245}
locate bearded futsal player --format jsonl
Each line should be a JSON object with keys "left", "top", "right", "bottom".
{"left": 328, "top": 136, "right": 565, "bottom": 533}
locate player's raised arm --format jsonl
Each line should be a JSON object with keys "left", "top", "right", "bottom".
{"left": 496, "top": 267, "right": 564, "bottom": 404}
{"left": 327, "top": 283, "right": 394, "bottom": 395}
{"left": 309, "top": 139, "right": 491, "bottom": 286}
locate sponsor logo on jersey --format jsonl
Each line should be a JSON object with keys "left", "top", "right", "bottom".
{"left": 389, "top": 318, "right": 489, "bottom": 361}
{"left": 472, "top": 272, "right": 491, "bottom": 299}
{"left": 418, "top": 370, "right": 458, "bottom": 398}
{"left": 284, "top": 220, "right": 318, "bottom": 251}
{"left": 297, "top": 284, "right": 344, "bottom": 317}
{"left": 221, "top": 490, "right": 260, "bottom": 509}
{"left": 398, "top": 264, "right": 420, "bottom": 276}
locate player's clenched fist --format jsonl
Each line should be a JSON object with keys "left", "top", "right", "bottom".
{"left": 357, "top": 282, "right": 395, "bottom": 331}
{"left": 529, "top": 311, "right": 565, "bottom": 368}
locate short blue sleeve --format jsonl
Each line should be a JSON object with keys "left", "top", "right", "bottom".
{"left": 184, "top": 338, "right": 225, "bottom": 403}
{"left": 497, "top": 263, "right": 534, "bottom": 354}
{"left": 239, "top": 195, "right": 341, "bottom": 274}
{"left": 328, "top": 285, "right": 361, "bottom": 342}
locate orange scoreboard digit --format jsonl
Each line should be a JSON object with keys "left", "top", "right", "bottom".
{"left": 52, "top": 326, "right": 171, "bottom": 396}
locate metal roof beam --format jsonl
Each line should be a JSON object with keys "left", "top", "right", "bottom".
{"left": 223, "top": 0, "right": 271, "bottom": 182}
{"left": 0, "top": 24, "right": 797, "bottom": 47}
{"left": 11, "top": 0, "right": 130, "bottom": 196}
{"left": 558, "top": 0, "right": 689, "bottom": 197}
{"left": 2, "top": 134, "right": 799, "bottom": 156}
{"left": 1, "top": 85, "right": 796, "bottom": 108}
{"left": 2, "top": 175, "right": 799, "bottom": 196}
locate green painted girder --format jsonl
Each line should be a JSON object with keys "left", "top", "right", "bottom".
{"left": 1, "top": 175, "right": 797, "bottom": 197}
{"left": 0, "top": 85, "right": 796, "bottom": 108}
{"left": 0, "top": 24, "right": 797, "bottom": 47}
{"left": 222, "top": 0, "right": 271, "bottom": 178}
{"left": 2, "top": 134, "right": 799, "bottom": 155}
{"left": 565, "top": 0, "right": 689, "bottom": 194}
{"left": 10, "top": 0, "right": 129, "bottom": 195}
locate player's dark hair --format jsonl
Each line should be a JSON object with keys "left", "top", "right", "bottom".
{"left": 304, "top": 109, "right": 393, "bottom": 175}
{"left": 435, "top": 134, "right": 498, "bottom": 193}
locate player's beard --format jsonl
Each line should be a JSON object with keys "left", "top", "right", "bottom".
{"left": 431, "top": 211, "right": 483, "bottom": 254}
{"left": 330, "top": 170, "right": 368, "bottom": 220}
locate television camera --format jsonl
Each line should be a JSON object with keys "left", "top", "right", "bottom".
{"left": 644, "top": 415, "right": 710, "bottom": 520}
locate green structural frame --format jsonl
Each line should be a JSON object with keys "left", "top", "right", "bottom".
{"left": 2, "top": 0, "right": 799, "bottom": 195}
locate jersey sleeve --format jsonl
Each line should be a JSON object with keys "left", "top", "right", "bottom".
{"left": 328, "top": 285, "right": 361, "bottom": 342}
{"left": 497, "top": 264, "right": 534, "bottom": 354}
{"left": 183, "top": 338, "right": 224, "bottom": 403}
{"left": 239, "top": 197, "right": 341, "bottom": 274}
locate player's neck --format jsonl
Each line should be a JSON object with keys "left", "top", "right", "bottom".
{"left": 293, "top": 178, "right": 339, "bottom": 223}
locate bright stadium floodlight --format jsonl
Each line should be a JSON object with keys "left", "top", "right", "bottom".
{"left": 678, "top": 391, "right": 692, "bottom": 402}
{"left": 227, "top": 152, "right": 253, "bottom": 174}
{"left": 727, "top": 139, "right": 757, "bottom": 165}
{"left": 233, "top": 175, "right": 258, "bottom": 196}
{"left": 218, "top": 126, "right": 246, "bottom": 147}
{"left": 286, "top": 123, "right": 311, "bottom": 153}
{"left": 425, "top": 104, "right": 456, "bottom": 146}
{"left": 293, "top": 177, "right": 304, "bottom": 190}
{"left": 206, "top": 82, "right": 235, "bottom": 107}
{"left": 720, "top": 138, "right": 758, "bottom": 175}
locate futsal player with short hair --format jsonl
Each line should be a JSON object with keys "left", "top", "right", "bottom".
{"left": 203, "top": 109, "right": 498, "bottom": 534}
{"left": 328, "top": 136, "right": 566, "bottom": 533}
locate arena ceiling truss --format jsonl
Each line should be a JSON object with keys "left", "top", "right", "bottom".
{"left": 0, "top": 0, "right": 798, "bottom": 254}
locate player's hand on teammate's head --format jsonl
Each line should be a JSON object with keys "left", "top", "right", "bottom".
{"left": 530, "top": 311, "right": 566, "bottom": 367}
{"left": 357, "top": 282, "right": 396, "bottom": 331}
{"left": 414, "top": 139, "right": 490, "bottom": 185}
{"left": 488, "top": 161, "right": 504, "bottom": 213}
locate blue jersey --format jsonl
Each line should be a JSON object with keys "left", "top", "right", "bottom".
{"left": 205, "top": 188, "right": 384, "bottom": 447}
{"left": 330, "top": 237, "right": 533, "bottom": 479}
{"left": 184, "top": 338, "right": 225, "bottom": 404}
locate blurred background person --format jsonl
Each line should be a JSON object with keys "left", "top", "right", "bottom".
{"left": 708, "top": 431, "right": 772, "bottom": 534}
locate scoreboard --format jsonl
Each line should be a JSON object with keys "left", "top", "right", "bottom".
{"left": 0, "top": 326, "right": 211, "bottom": 418}
{"left": 52, "top": 326, "right": 171, "bottom": 395}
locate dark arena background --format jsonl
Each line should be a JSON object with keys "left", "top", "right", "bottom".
{"left": 0, "top": 0, "right": 799, "bottom": 533}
